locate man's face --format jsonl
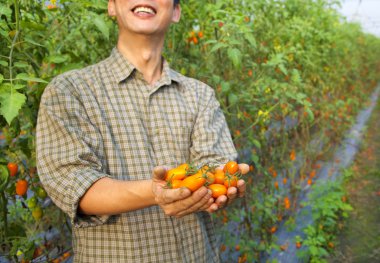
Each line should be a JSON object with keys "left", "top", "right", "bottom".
{"left": 108, "top": 0, "right": 181, "bottom": 36}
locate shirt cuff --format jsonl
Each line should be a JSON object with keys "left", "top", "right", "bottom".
{"left": 68, "top": 168, "right": 111, "bottom": 228}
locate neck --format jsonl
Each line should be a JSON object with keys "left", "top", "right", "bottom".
{"left": 117, "top": 33, "right": 165, "bottom": 85}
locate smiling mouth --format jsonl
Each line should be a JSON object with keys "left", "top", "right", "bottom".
{"left": 132, "top": 6, "right": 156, "bottom": 15}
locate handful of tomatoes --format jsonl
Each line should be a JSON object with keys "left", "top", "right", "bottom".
{"left": 165, "top": 161, "right": 249, "bottom": 198}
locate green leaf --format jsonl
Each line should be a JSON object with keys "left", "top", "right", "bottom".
{"left": 279, "top": 64, "right": 288, "bottom": 75}
{"left": 309, "top": 246, "right": 318, "bottom": 256}
{"left": 0, "top": 6, "right": 12, "bottom": 19}
{"left": 16, "top": 73, "right": 47, "bottom": 83}
{"left": 14, "top": 62, "right": 29, "bottom": 68}
{"left": 251, "top": 138, "right": 261, "bottom": 149}
{"left": 244, "top": 33, "right": 257, "bottom": 48}
{"left": 0, "top": 74, "right": 3, "bottom": 84}
{"left": 93, "top": 15, "right": 109, "bottom": 40}
{"left": 227, "top": 48, "right": 242, "bottom": 68}
{"left": 20, "top": 21, "right": 46, "bottom": 31}
{"left": 0, "top": 165, "right": 9, "bottom": 191}
{"left": 47, "top": 55, "right": 68, "bottom": 64}
{"left": 251, "top": 154, "right": 259, "bottom": 164}
{"left": 266, "top": 53, "right": 284, "bottom": 67}
{"left": 61, "top": 63, "right": 84, "bottom": 73}
{"left": 291, "top": 69, "right": 302, "bottom": 84}
{"left": 305, "top": 107, "right": 314, "bottom": 122}
{"left": 209, "top": 42, "right": 228, "bottom": 53}
{"left": 24, "top": 37, "right": 45, "bottom": 47}
{"left": 0, "top": 85, "right": 27, "bottom": 124}
{"left": 221, "top": 81, "right": 230, "bottom": 93}
{"left": 77, "top": 0, "right": 108, "bottom": 10}
{"left": 13, "top": 84, "right": 25, "bottom": 90}
{"left": 228, "top": 93, "right": 239, "bottom": 105}
{"left": 0, "top": 60, "right": 8, "bottom": 67}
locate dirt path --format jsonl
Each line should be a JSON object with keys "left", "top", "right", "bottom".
{"left": 329, "top": 98, "right": 380, "bottom": 262}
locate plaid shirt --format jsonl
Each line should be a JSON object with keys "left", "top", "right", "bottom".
{"left": 36, "top": 48, "right": 237, "bottom": 263}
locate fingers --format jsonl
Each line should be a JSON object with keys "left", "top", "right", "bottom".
{"left": 227, "top": 186, "right": 238, "bottom": 201}
{"left": 225, "top": 180, "right": 246, "bottom": 202}
{"left": 175, "top": 187, "right": 214, "bottom": 217}
{"left": 156, "top": 187, "right": 191, "bottom": 204}
{"left": 205, "top": 203, "right": 219, "bottom": 213}
{"left": 152, "top": 166, "right": 168, "bottom": 181}
{"left": 161, "top": 187, "right": 212, "bottom": 217}
{"left": 215, "top": 195, "right": 228, "bottom": 208}
{"left": 213, "top": 180, "right": 246, "bottom": 210}
{"left": 238, "top": 163, "right": 250, "bottom": 175}
{"left": 155, "top": 171, "right": 247, "bottom": 217}
{"left": 237, "top": 179, "right": 246, "bottom": 198}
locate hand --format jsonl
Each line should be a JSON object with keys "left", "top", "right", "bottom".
{"left": 152, "top": 166, "right": 215, "bottom": 218}
{"left": 213, "top": 163, "right": 248, "bottom": 209}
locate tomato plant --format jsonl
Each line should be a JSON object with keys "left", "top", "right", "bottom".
{"left": 0, "top": 0, "right": 379, "bottom": 262}
{"left": 0, "top": 0, "right": 116, "bottom": 260}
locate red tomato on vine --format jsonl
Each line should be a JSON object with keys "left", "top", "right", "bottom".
{"left": 7, "top": 162, "right": 18, "bottom": 177}
{"left": 16, "top": 179, "right": 28, "bottom": 196}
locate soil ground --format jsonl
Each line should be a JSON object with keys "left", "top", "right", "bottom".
{"left": 329, "top": 98, "right": 380, "bottom": 262}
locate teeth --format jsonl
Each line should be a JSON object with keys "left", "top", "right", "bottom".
{"left": 134, "top": 6, "right": 155, "bottom": 14}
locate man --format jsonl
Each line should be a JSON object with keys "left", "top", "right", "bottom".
{"left": 36, "top": 0, "right": 246, "bottom": 262}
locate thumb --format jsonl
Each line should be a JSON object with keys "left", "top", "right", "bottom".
{"left": 153, "top": 166, "right": 168, "bottom": 181}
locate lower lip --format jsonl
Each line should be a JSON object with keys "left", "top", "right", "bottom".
{"left": 132, "top": 11, "right": 156, "bottom": 19}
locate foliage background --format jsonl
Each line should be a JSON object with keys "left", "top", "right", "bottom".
{"left": 0, "top": 0, "right": 380, "bottom": 262}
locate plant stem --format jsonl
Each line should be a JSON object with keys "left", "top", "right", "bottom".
{"left": 9, "top": 0, "right": 21, "bottom": 86}
{"left": 1, "top": 191, "right": 8, "bottom": 235}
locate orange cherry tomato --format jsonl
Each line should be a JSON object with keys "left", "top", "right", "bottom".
{"left": 7, "top": 162, "right": 18, "bottom": 177}
{"left": 208, "top": 184, "right": 227, "bottom": 198}
{"left": 199, "top": 165, "right": 210, "bottom": 174}
{"left": 206, "top": 172, "right": 215, "bottom": 184}
{"left": 178, "top": 163, "right": 190, "bottom": 170}
{"left": 214, "top": 169, "right": 226, "bottom": 184}
{"left": 165, "top": 164, "right": 189, "bottom": 182}
{"left": 16, "top": 179, "right": 28, "bottom": 196}
{"left": 224, "top": 175, "right": 238, "bottom": 187}
{"left": 170, "top": 179, "right": 183, "bottom": 189}
{"left": 179, "top": 173, "right": 206, "bottom": 192}
{"left": 223, "top": 161, "right": 239, "bottom": 175}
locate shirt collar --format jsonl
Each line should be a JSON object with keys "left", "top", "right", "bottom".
{"left": 108, "top": 47, "right": 180, "bottom": 85}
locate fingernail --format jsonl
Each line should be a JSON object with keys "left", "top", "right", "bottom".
{"left": 198, "top": 187, "right": 208, "bottom": 196}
